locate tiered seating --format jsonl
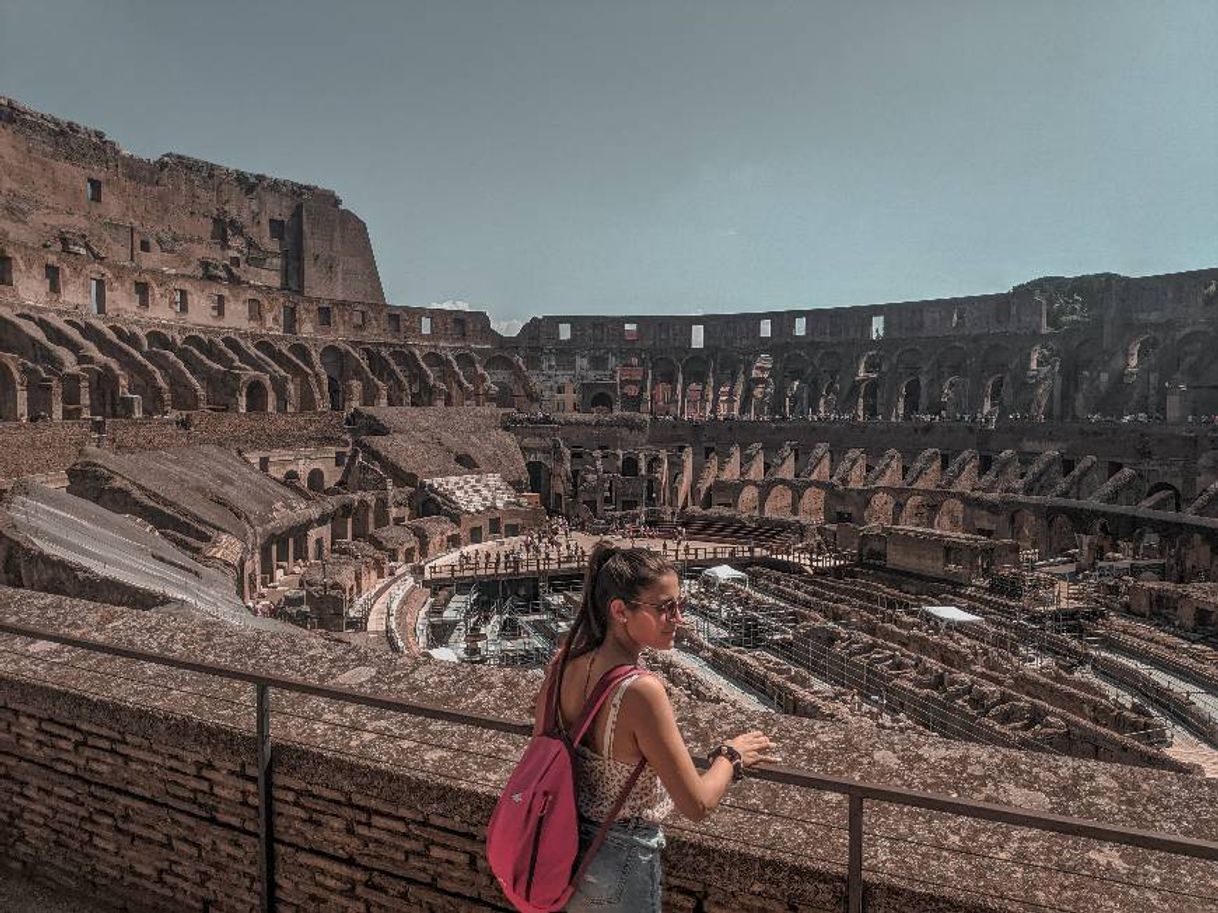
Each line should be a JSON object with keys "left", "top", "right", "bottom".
{"left": 681, "top": 515, "right": 799, "bottom": 549}
{"left": 425, "top": 473, "right": 527, "bottom": 513}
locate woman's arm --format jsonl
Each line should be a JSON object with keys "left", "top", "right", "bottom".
{"left": 624, "top": 676, "right": 772, "bottom": 822}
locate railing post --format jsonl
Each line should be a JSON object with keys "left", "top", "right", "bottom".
{"left": 847, "top": 793, "right": 863, "bottom": 913}
{"left": 256, "top": 683, "right": 276, "bottom": 913}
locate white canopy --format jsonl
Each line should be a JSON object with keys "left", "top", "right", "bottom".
{"left": 701, "top": 564, "right": 748, "bottom": 584}
{"left": 922, "top": 605, "right": 983, "bottom": 624}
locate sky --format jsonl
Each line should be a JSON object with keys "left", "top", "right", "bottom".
{"left": 2, "top": 1, "right": 1215, "bottom": 333}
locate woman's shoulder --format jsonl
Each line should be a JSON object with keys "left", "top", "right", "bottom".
{"left": 619, "top": 670, "right": 669, "bottom": 713}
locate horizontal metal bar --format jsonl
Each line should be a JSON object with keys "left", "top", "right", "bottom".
{"left": 3, "top": 618, "right": 1217, "bottom": 862}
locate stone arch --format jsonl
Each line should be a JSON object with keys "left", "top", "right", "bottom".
{"left": 934, "top": 498, "right": 965, "bottom": 532}
{"left": 320, "top": 345, "right": 346, "bottom": 411}
{"left": 243, "top": 377, "right": 270, "bottom": 413}
{"left": 798, "top": 487, "right": 825, "bottom": 523}
{"left": 1126, "top": 334, "right": 1159, "bottom": 374}
{"left": 621, "top": 454, "right": 640, "bottom": 477}
{"left": 1010, "top": 509, "right": 1040, "bottom": 552}
{"left": 982, "top": 374, "right": 1006, "bottom": 414}
{"left": 682, "top": 354, "right": 710, "bottom": 419}
{"left": 857, "top": 350, "right": 883, "bottom": 376}
{"left": 857, "top": 378, "right": 880, "bottom": 419}
{"left": 0, "top": 358, "right": 22, "bottom": 422}
{"left": 778, "top": 353, "right": 812, "bottom": 417}
{"left": 864, "top": 492, "right": 896, "bottom": 526}
{"left": 146, "top": 330, "right": 176, "bottom": 350}
{"left": 900, "top": 495, "right": 933, "bottom": 528}
{"left": 736, "top": 484, "right": 760, "bottom": 515}
{"left": 455, "top": 453, "right": 479, "bottom": 470}
{"left": 896, "top": 376, "right": 921, "bottom": 420}
{"left": 526, "top": 460, "right": 551, "bottom": 509}
{"left": 1143, "top": 481, "right": 1182, "bottom": 512}
{"left": 762, "top": 485, "right": 794, "bottom": 518}
{"left": 483, "top": 353, "right": 523, "bottom": 410}
{"left": 1131, "top": 526, "right": 1163, "bottom": 560}
{"left": 650, "top": 357, "right": 679, "bottom": 416}
{"left": 589, "top": 391, "right": 614, "bottom": 413}
{"left": 307, "top": 468, "right": 326, "bottom": 492}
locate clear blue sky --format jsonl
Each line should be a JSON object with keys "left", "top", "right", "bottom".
{"left": 2, "top": 1, "right": 1215, "bottom": 332}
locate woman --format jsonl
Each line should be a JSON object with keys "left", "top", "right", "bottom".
{"left": 534, "top": 543, "right": 775, "bottom": 912}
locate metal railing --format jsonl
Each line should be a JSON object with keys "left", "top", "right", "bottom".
{"left": 1, "top": 619, "right": 1216, "bottom": 913}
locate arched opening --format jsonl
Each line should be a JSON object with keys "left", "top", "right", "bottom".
{"left": 621, "top": 454, "right": 639, "bottom": 477}
{"left": 1132, "top": 527, "right": 1163, "bottom": 560}
{"left": 763, "top": 486, "right": 794, "bottom": 518}
{"left": 455, "top": 453, "right": 479, "bottom": 471}
{"left": 650, "top": 358, "right": 678, "bottom": 416}
{"left": 244, "top": 379, "right": 269, "bottom": 413}
{"left": 1143, "top": 482, "right": 1182, "bottom": 513}
{"left": 899, "top": 376, "right": 921, "bottom": 420}
{"left": 320, "top": 346, "right": 345, "bottom": 411}
{"left": 983, "top": 375, "right": 1005, "bottom": 415}
{"left": 935, "top": 498, "right": 965, "bottom": 532}
{"left": 0, "top": 361, "right": 19, "bottom": 422}
{"left": 526, "top": 460, "right": 551, "bottom": 509}
{"left": 307, "top": 468, "right": 326, "bottom": 492}
{"left": 858, "top": 379, "right": 880, "bottom": 419}
{"left": 589, "top": 392, "right": 614, "bottom": 413}
{"left": 900, "top": 495, "right": 933, "bottom": 528}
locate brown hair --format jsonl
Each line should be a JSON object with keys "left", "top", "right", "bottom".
{"left": 566, "top": 541, "right": 677, "bottom": 658}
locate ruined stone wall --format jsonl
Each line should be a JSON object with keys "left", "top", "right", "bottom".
{"left": 0, "top": 97, "right": 384, "bottom": 304}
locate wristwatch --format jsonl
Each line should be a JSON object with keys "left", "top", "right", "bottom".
{"left": 708, "top": 744, "right": 744, "bottom": 782}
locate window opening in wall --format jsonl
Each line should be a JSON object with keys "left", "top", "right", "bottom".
{"left": 354, "top": 310, "right": 367, "bottom": 328}
{"left": 247, "top": 298, "right": 263, "bottom": 321}
{"left": 0, "top": 256, "right": 12, "bottom": 286}
{"left": 421, "top": 315, "right": 432, "bottom": 334}
{"left": 210, "top": 217, "right": 227, "bottom": 242}
{"left": 269, "top": 218, "right": 285, "bottom": 241}
{"left": 45, "top": 264, "right": 60, "bottom": 294}
{"left": 558, "top": 322, "right": 572, "bottom": 341}
{"left": 624, "top": 322, "right": 638, "bottom": 341}
{"left": 951, "top": 307, "right": 963, "bottom": 328}
{"left": 1108, "top": 461, "right": 1124, "bottom": 479}
{"left": 283, "top": 303, "right": 298, "bottom": 334}
{"left": 135, "top": 281, "right": 150, "bottom": 308}
{"left": 140, "top": 238, "right": 152, "bottom": 253}
{"left": 691, "top": 324, "right": 704, "bottom": 348}
{"left": 794, "top": 315, "right": 806, "bottom": 336}
{"left": 453, "top": 317, "right": 466, "bottom": 337}
{"left": 90, "top": 278, "right": 106, "bottom": 315}
{"left": 258, "top": 457, "right": 270, "bottom": 472}
{"left": 759, "top": 318, "right": 772, "bottom": 338}
{"left": 211, "top": 294, "right": 226, "bottom": 318}
{"left": 388, "top": 313, "right": 401, "bottom": 334}
{"left": 173, "top": 289, "right": 189, "bottom": 314}
{"left": 871, "top": 315, "right": 885, "bottom": 339}
{"left": 335, "top": 451, "right": 347, "bottom": 467}
{"left": 318, "top": 306, "right": 332, "bottom": 327}
{"left": 86, "top": 179, "right": 102, "bottom": 203}
{"left": 489, "top": 517, "right": 501, "bottom": 535}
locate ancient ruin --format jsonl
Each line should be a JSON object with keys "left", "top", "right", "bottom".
{"left": 1, "top": 97, "right": 1217, "bottom": 912}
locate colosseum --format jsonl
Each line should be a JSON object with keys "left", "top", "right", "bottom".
{"left": 0, "top": 96, "right": 1216, "bottom": 913}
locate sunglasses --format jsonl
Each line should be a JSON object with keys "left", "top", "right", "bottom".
{"left": 629, "top": 597, "right": 686, "bottom": 620}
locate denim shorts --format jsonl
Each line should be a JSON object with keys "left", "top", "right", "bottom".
{"left": 564, "top": 818, "right": 666, "bottom": 912}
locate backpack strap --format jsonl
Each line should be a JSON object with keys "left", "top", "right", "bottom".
{"left": 567, "top": 757, "right": 647, "bottom": 894}
{"left": 569, "top": 664, "right": 640, "bottom": 747}
{"left": 563, "top": 666, "right": 651, "bottom": 901}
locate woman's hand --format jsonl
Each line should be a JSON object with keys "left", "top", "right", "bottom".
{"left": 726, "top": 730, "right": 778, "bottom": 767}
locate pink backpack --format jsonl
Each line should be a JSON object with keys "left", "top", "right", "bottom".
{"left": 487, "top": 657, "right": 646, "bottom": 913}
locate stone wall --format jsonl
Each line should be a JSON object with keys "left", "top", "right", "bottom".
{"left": 3, "top": 591, "right": 1217, "bottom": 913}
